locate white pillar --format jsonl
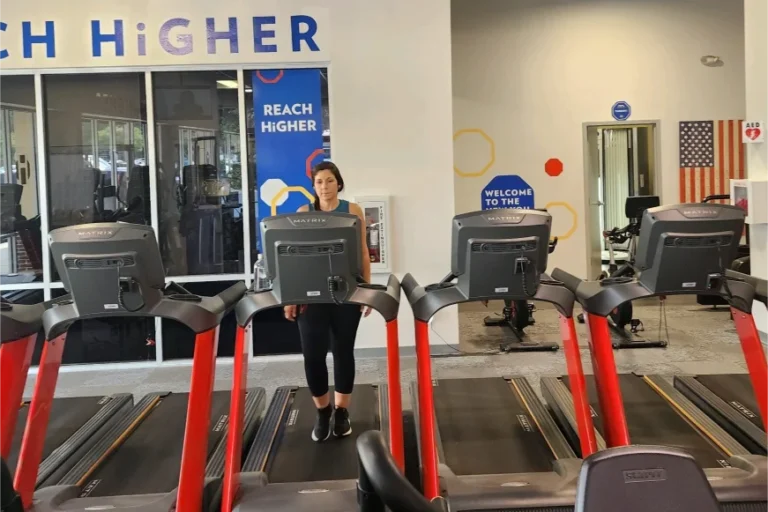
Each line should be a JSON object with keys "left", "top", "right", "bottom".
{"left": 744, "top": 0, "right": 768, "bottom": 340}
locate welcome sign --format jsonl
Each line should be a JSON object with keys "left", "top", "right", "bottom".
{"left": 0, "top": 0, "right": 329, "bottom": 69}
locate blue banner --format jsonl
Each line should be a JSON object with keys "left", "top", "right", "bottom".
{"left": 253, "top": 68, "right": 325, "bottom": 249}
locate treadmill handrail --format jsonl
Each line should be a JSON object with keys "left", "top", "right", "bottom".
{"left": 0, "top": 294, "right": 73, "bottom": 343}
{"left": 726, "top": 269, "right": 767, "bottom": 307}
{"left": 357, "top": 430, "right": 445, "bottom": 512}
{"left": 234, "top": 273, "right": 402, "bottom": 325}
{"left": 42, "top": 281, "right": 247, "bottom": 339}
{"left": 551, "top": 267, "right": 756, "bottom": 317}
{"left": 401, "top": 272, "right": 575, "bottom": 322}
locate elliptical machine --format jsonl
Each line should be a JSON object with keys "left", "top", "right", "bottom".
{"left": 483, "top": 236, "right": 559, "bottom": 352}
{"left": 577, "top": 196, "right": 667, "bottom": 350}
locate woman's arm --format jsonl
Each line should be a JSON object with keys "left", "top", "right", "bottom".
{"left": 350, "top": 203, "right": 371, "bottom": 283}
{"left": 297, "top": 204, "right": 309, "bottom": 213}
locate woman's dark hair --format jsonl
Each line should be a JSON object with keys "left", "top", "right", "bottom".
{"left": 311, "top": 161, "right": 344, "bottom": 210}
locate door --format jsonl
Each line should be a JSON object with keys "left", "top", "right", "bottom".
{"left": 585, "top": 123, "right": 657, "bottom": 278}
{"left": 586, "top": 126, "right": 602, "bottom": 279}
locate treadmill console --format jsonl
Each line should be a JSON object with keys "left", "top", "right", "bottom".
{"left": 450, "top": 209, "right": 552, "bottom": 301}
{"left": 49, "top": 223, "right": 166, "bottom": 314}
{"left": 261, "top": 212, "right": 362, "bottom": 305}
{"left": 634, "top": 204, "right": 744, "bottom": 295}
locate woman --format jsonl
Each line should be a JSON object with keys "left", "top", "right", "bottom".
{"left": 284, "top": 161, "right": 372, "bottom": 442}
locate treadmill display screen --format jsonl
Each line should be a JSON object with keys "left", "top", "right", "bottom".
{"left": 49, "top": 223, "right": 166, "bottom": 315}
{"left": 260, "top": 212, "right": 361, "bottom": 305}
{"left": 449, "top": 209, "right": 552, "bottom": 301}
{"left": 634, "top": 204, "right": 744, "bottom": 295}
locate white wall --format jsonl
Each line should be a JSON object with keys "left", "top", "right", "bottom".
{"left": 744, "top": 0, "right": 768, "bottom": 339}
{"left": 452, "top": 0, "right": 746, "bottom": 276}
{"left": 326, "top": 0, "right": 458, "bottom": 348}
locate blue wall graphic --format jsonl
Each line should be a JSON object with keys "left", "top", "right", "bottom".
{"left": 481, "top": 175, "right": 535, "bottom": 210}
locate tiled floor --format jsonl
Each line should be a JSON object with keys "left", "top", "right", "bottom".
{"left": 28, "top": 296, "right": 759, "bottom": 407}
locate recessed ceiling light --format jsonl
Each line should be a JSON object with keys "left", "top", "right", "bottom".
{"left": 700, "top": 55, "right": 723, "bottom": 67}
{"left": 216, "top": 80, "right": 239, "bottom": 89}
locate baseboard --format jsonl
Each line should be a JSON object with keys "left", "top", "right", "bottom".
{"left": 761, "top": 330, "right": 767, "bottom": 347}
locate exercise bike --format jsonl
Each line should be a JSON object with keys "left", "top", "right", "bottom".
{"left": 577, "top": 196, "right": 668, "bottom": 350}
{"left": 483, "top": 237, "right": 560, "bottom": 352}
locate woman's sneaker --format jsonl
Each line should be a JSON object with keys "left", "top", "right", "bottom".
{"left": 312, "top": 404, "right": 333, "bottom": 442}
{"left": 332, "top": 407, "right": 352, "bottom": 437}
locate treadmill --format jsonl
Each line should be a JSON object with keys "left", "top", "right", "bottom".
{"left": 675, "top": 271, "right": 768, "bottom": 455}
{"left": 220, "top": 211, "right": 403, "bottom": 512}
{"left": 1, "top": 301, "right": 132, "bottom": 492}
{"left": 548, "top": 203, "right": 767, "bottom": 509}
{"left": 399, "top": 209, "right": 600, "bottom": 510}
{"left": 10, "top": 222, "right": 266, "bottom": 512}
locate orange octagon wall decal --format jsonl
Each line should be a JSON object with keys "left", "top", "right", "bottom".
{"left": 544, "top": 201, "right": 578, "bottom": 240}
{"left": 305, "top": 149, "right": 325, "bottom": 178}
{"left": 453, "top": 129, "right": 495, "bottom": 178}
{"left": 256, "top": 70, "right": 285, "bottom": 84}
{"left": 545, "top": 158, "right": 563, "bottom": 177}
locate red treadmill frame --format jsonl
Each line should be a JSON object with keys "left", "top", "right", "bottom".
{"left": 13, "top": 327, "right": 222, "bottom": 512}
{"left": 0, "top": 334, "right": 37, "bottom": 459}
{"left": 221, "top": 317, "right": 404, "bottom": 512}
{"left": 415, "top": 314, "right": 596, "bottom": 501}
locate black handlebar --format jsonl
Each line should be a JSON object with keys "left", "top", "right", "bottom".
{"left": 551, "top": 268, "right": 583, "bottom": 294}
{"left": 703, "top": 194, "right": 730, "bottom": 203}
{"left": 548, "top": 237, "right": 559, "bottom": 254}
{"left": 357, "top": 431, "right": 441, "bottom": 512}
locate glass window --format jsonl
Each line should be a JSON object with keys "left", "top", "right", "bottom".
{"left": 1, "top": 76, "right": 42, "bottom": 285}
{"left": 152, "top": 71, "right": 244, "bottom": 276}
{"left": 160, "top": 281, "right": 239, "bottom": 360}
{"left": 43, "top": 73, "right": 150, "bottom": 282}
{"left": 45, "top": 288, "right": 156, "bottom": 365}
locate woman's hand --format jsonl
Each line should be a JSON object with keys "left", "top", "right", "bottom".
{"left": 361, "top": 306, "right": 372, "bottom": 317}
{"left": 284, "top": 305, "right": 298, "bottom": 321}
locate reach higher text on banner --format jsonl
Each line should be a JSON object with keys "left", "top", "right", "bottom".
{"left": 260, "top": 103, "right": 318, "bottom": 133}
{"left": 253, "top": 69, "right": 325, "bottom": 250}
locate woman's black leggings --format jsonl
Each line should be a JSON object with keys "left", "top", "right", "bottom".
{"left": 297, "top": 303, "right": 362, "bottom": 397}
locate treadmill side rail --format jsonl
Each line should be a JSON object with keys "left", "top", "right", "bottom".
{"left": 643, "top": 375, "right": 751, "bottom": 458}
{"left": 36, "top": 394, "right": 134, "bottom": 487}
{"left": 674, "top": 376, "right": 767, "bottom": 454}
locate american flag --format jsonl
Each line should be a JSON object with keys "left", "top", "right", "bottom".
{"left": 679, "top": 120, "right": 744, "bottom": 203}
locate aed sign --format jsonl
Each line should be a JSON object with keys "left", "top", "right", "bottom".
{"left": 0, "top": 1, "right": 328, "bottom": 69}
{"left": 743, "top": 121, "right": 764, "bottom": 144}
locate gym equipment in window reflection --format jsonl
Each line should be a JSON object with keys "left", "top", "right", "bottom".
{"left": 0, "top": 106, "right": 42, "bottom": 283}
{"left": 178, "top": 135, "right": 242, "bottom": 275}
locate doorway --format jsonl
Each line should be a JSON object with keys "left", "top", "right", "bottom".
{"left": 583, "top": 121, "right": 660, "bottom": 279}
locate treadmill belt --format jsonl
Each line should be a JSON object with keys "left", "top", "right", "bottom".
{"left": 696, "top": 374, "right": 764, "bottom": 430}
{"left": 564, "top": 375, "right": 730, "bottom": 468}
{"left": 268, "top": 385, "right": 378, "bottom": 484}
{"left": 80, "top": 391, "right": 231, "bottom": 497}
{"left": 7, "top": 396, "right": 109, "bottom": 472}
{"left": 434, "top": 378, "right": 554, "bottom": 476}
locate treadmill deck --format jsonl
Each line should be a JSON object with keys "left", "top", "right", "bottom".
{"left": 433, "top": 377, "right": 556, "bottom": 475}
{"left": 563, "top": 374, "right": 731, "bottom": 468}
